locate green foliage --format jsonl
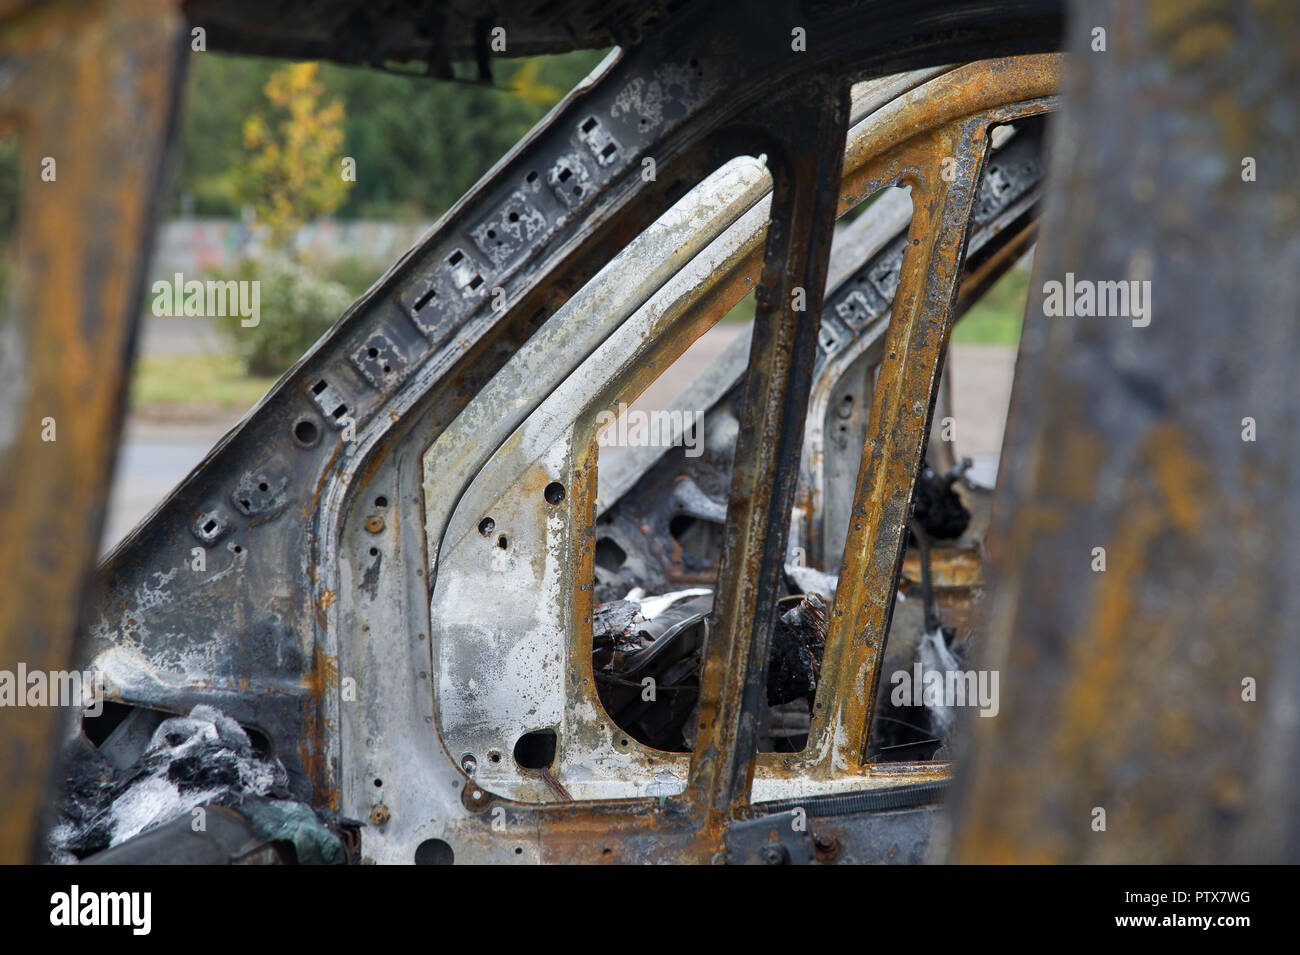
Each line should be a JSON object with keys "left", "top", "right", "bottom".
{"left": 301, "top": 252, "right": 387, "bottom": 299}
{"left": 176, "top": 50, "right": 607, "bottom": 221}
{"left": 214, "top": 257, "right": 354, "bottom": 376}
{"left": 952, "top": 264, "right": 1029, "bottom": 346}
{"left": 222, "top": 63, "right": 352, "bottom": 243}
{"left": 722, "top": 290, "right": 756, "bottom": 324}
{"left": 176, "top": 57, "right": 279, "bottom": 216}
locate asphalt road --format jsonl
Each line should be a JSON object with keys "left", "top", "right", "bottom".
{"left": 101, "top": 419, "right": 234, "bottom": 555}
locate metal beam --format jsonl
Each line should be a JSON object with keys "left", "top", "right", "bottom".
{"left": 0, "top": 0, "right": 185, "bottom": 862}
{"left": 951, "top": 0, "right": 1300, "bottom": 864}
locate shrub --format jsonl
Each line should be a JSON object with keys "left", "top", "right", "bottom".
{"left": 309, "top": 253, "right": 387, "bottom": 300}
{"left": 213, "top": 257, "right": 354, "bottom": 377}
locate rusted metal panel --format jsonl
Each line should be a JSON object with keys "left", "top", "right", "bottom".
{"left": 950, "top": 0, "right": 1300, "bottom": 863}
{"left": 0, "top": 0, "right": 185, "bottom": 863}
{"left": 686, "top": 72, "right": 854, "bottom": 825}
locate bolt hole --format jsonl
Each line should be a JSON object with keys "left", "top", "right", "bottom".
{"left": 414, "top": 839, "right": 454, "bottom": 865}
{"left": 373, "top": 778, "right": 383, "bottom": 787}
{"left": 478, "top": 517, "right": 495, "bottom": 537}
{"left": 513, "top": 728, "right": 557, "bottom": 769}
{"left": 367, "top": 347, "right": 378, "bottom": 358}
{"left": 497, "top": 535, "right": 508, "bottom": 550}
{"left": 369, "top": 547, "right": 378, "bottom": 557}
{"left": 375, "top": 495, "right": 388, "bottom": 508}
{"left": 293, "top": 417, "right": 321, "bottom": 447}
{"left": 544, "top": 481, "right": 565, "bottom": 505}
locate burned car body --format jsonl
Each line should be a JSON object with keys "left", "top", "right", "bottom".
{"left": 14, "top": 0, "right": 1298, "bottom": 867}
{"left": 66, "top": 49, "right": 1058, "bottom": 863}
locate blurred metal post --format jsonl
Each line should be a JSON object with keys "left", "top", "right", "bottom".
{"left": 0, "top": 0, "right": 184, "bottom": 862}
{"left": 952, "top": 0, "right": 1300, "bottom": 862}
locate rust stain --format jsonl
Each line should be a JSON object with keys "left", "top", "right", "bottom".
{"left": 300, "top": 645, "right": 341, "bottom": 808}
{"left": 1054, "top": 505, "right": 1161, "bottom": 758}
{"left": 1143, "top": 423, "right": 1207, "bottom": 535}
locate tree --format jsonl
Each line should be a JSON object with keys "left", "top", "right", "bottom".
{"left": 176, "top": 50, "right": 606, "bottom": 221}
{"left": 226, "top": 62, "right": 351, "bottom": 244}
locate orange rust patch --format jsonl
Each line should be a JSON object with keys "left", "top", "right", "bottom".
{"left": 1142, "top": 423, "right": 1208, "bottom": 535}
{"left": 299, "top": 646, "right": 341, "bottom": 808}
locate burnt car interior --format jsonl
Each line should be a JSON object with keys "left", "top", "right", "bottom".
{"left": 4, "top": 0, "right": 1297, "bottom": 874}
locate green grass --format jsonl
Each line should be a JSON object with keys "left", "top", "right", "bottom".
{"left": 720, "top": 290, "right": 757, "bottom": 323}
{"left": 951, "top": 265, "right": 1028, "bottom": 346}
{"left": 131, "top": 354, "right": 276, "bottom": 410}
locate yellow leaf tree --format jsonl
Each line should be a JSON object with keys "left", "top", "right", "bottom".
{"left": 507, "top": 59, "right": 564, "bottom": 109}
{"left": 231, "top": 63, "right": 351, "bottom": 245}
